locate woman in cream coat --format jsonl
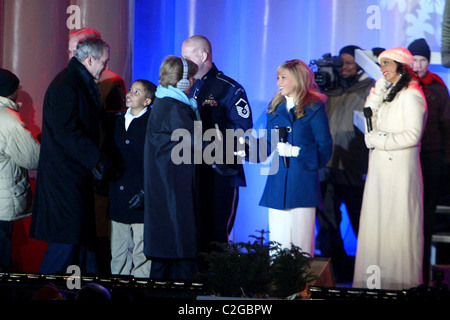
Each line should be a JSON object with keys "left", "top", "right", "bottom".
{"left": 353, "top": 47, "right": 427, "bottom": 290}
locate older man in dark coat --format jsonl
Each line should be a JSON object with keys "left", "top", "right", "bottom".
{"left": 30, "top": 37, "right": 110, "bottom": 274}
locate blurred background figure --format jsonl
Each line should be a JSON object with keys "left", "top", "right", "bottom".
{"left": 316, "top": 45, "right": 375, "bottom": 282}
{"left": 74, "top": 283, "right": 111, "bottom": 301}
{"left": 0, "top": 68, "right": 40, "bottom": 272}
{"left": 408, "top": 38, "right": 450, "bottom": 284}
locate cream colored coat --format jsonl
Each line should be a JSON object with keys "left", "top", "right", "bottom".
{"left": 0, "top": 96, "right": 40, "bottom": 221}
{"left": 353, "top": 80, "right": 427, "bottom": 290}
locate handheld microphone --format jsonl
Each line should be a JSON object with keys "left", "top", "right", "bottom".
{"left": 276, "top": 126, "right": 290, "bottom": 168}
{"left": 363, "top": 107, "right": 373, "bottom": 132}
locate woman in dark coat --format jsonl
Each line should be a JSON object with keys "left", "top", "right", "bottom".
{"left": 259, "top": 59, "right": 332, "bottom": 256}
{"left": 30, "top": 38, "right": 110, "bottom": 274}
{"left": 143, "top": 56, "right": 199, "bottom": 280}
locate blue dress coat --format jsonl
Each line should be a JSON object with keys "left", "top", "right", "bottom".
{"left": 259, "top": 101, "right": 332, "bottom": 210}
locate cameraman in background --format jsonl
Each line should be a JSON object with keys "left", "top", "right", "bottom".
{"left": 315, "top": 45, "right": 376, "bottom": 283}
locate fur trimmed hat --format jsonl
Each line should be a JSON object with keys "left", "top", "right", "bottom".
{"left": 378, "top": 47, "right": 414, "bottom": 68}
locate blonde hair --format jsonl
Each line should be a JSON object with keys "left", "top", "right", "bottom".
{"left": 159, "top": 55, "right": 198, "bottom": 88}
{"left": 268, "top": 59, "right": 326, "bottom": 118}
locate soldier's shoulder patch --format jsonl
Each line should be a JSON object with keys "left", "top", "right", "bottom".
{"left": 235, "top": 98, "right": 250, "bottom": 118}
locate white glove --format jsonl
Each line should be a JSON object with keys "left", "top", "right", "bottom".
{"left": 277, "top": 142, "right": 300, "bottom": 157}
{"left": 234, "top": 150, "right": 246, "bottom": 157}
{"left": 374, "top": 77, "right": 389, "bottom": 95}
{"left": 364, "top": 132, "right": 374, "bottom": 149}
{"left": 365, "top": 131, "right": 387, "bottom": 150}
{"left": 234, "top": 136, "right": 246, "bottom": 157}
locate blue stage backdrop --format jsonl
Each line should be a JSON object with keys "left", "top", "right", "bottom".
{"left": 133, "top": 0, "right": 448, "bottom": 256}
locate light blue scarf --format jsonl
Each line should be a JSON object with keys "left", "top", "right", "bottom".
{"left": 155, "top": 85, "right": 199, "bottom": 120}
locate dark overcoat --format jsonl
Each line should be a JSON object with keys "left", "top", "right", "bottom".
{"left": 30, "top": 57, "right": 102, "bottom": 245}
{"left": 143, "top": 96, "right": 198, "bottom": 259}
{"left": 259, "top": 101, "right": 332, "bottom": 210}
{"left": 103, "top": 110, "right": 149, "bottom": 223}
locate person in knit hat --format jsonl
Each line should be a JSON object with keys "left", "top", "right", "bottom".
{"left": 315, "top": 45, "right": 375, "bottom": 283}
{"left": 408, "top": 38, "right": 450, "bottom": 284}
{"left": 353, "top": 46, "right": 427, "bottom": 290}
{"left": 337, "top": 45, "right": 365, "bottom": 88}
{"left": 408, "top": 38, "right": 431, "bottom": 77}
{"left": 0, "top": 68, "right": 40, "bottom": 272}
{"left": 0, "top": 68, "right": 20, "bottom": 100}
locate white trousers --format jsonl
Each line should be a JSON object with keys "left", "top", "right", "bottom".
{"left": 268, "top": 207, "right": 316, "bottom": 256}
{"left": 110, "top": 221, "right": 151, "bottom": 278}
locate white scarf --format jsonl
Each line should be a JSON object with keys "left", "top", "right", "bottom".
{"left": 124, "top": 107, "right": 148, "bottom": 131}
{"left": 285, "top": 96, "right": 295, "bottom": 111}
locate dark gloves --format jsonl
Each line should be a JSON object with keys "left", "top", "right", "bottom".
{"left": 92, "top": 156, "right": 112, "bottom": 180}
{"left": 203, "top": 135, "right": 238, "bottom": 176}
{"left": 129, "top": 189, "right": 145, "bottom": 210}
{"left": 211, "top": 163, "right": 238, "bottom": 176}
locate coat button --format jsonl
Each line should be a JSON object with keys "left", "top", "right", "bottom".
{"left": 119, "top": 186, "right": 124, "bottom": 190}
{"left": 125, "top": 140, "right": 130, "bottom": 144}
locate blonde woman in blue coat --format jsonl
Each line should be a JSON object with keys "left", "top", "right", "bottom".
{"left": 259, "top": 60, "right": 332, "bottom": 256}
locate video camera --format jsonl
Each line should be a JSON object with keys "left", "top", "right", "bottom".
{"left": 309, "top": 53, "right": 343, "bottom": 91}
